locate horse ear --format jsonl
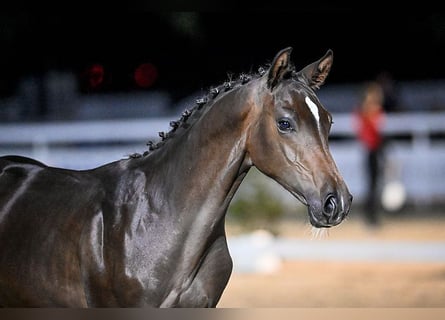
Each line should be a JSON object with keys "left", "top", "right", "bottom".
{"left": 297, "top": 49, "right": 333, "bottom": 90}
{"left": 267, "top": 47, "right": 293, "bottom": 90}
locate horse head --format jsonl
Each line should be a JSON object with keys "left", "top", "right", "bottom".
{"left": 247, "top": 47, "right": 352, "bottom": 228}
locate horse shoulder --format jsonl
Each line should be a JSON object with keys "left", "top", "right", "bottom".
{"left": 78, "top": 161, "right": 152, "bottom": 306}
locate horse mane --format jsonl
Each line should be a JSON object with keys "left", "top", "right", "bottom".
{"left": 128, "top": 65, "right": 270, "bottom": 159}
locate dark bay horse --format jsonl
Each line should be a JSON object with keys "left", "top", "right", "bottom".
{"left": 0, "top": 47, "right": 352, "bottom": 307}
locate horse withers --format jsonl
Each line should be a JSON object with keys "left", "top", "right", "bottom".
{"left": 0, "top": 47, "right": 352, "bottom": 307}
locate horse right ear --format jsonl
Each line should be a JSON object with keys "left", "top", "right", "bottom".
{"left": 296, "top": 49, "right": 333, "bottom": 90}
{"left": 267, "top": 47, "right": 293, "bottom": 90}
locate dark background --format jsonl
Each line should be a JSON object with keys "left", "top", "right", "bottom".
{"left": 1, "top": 10, "right": 444, "bottom": 102}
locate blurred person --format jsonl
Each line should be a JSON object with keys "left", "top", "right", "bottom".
{"left": 376, "top": 70, "right": 400, "bottom": 113}
{"left": 353, "top": 81, "right": 387, "bottom": 227}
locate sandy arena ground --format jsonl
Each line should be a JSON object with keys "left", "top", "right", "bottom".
{"left": 218, "top": 213, "right": 445, "bottom": 308}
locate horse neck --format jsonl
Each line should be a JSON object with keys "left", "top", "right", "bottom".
{"left": 142, "top": 84, "right": 255, "bottom": 233}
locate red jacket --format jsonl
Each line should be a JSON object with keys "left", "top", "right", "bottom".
{"left": 353, "top": 108, "right": 385, "bottom": 151}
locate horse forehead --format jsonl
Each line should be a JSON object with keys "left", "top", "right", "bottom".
{"left": 276, "top": 84, "right": 321, "bottom": 113}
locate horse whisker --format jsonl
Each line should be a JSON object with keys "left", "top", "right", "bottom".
{"left": 311, "top": 227, "right": 330, "bottom": 240}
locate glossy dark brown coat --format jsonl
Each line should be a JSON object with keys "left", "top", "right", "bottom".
{"left": 0, "top": 48, "right": 352, "bottom": 307}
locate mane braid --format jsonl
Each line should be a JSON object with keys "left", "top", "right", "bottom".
{"left": 127, "top": 67, "right": 267, "bottom": 159}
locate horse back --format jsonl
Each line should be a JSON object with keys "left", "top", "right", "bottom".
{"left": 0, "top": 155, "right": 47, "bottom": 167}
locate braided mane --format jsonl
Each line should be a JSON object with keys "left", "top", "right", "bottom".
{"left": 129, "top": 66, "right": 269, "bottom": 159}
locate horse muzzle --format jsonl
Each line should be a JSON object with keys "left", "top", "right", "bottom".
{"left": 308, "top": 192, "right": 353, "bottom": 228}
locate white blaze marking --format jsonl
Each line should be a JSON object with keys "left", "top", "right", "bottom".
{"left": 305, "top": 96, "right": 320, "bottom": 128}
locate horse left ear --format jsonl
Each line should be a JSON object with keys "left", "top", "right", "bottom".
{"left": 297, "top": 49, "right": 333, "bottom": 90}
{"left": 267, "top": 47, "right": 293, "bottom": 90}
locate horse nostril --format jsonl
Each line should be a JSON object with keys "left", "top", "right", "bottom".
{"left": 323, "top": 194, "right": 337, "bottom": 216}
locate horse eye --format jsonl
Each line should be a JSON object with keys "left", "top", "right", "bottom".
{"left": 277, "top": 119, "right": 293, "bottom": 132}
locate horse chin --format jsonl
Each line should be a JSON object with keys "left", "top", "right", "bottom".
{"left": 308, "top": 213, "right": 333, "bottom": 228}
{"left": 308, "top": 205, "right": 345, "bottom": 228}
{"left": 290, "top": 191, "right": 333, "bottom": 228}
{"left": 289, "top": 191, "right": 334, "bottom": 228}
{"left": 307, "top": 209, "right": 344, "bottom": 229}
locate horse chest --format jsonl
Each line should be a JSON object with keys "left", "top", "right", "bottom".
{"left": 157, "top": 236, "right": 233, "bottom": 307}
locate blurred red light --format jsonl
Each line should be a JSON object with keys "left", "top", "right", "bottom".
{"left": 134, "top": 63, "right": 158, "bottom": 88}
{"left": 80, "top": 63, "right": 106, "bottom": 91}
{"left": 85, "top": 64, "right": 105, "bottom": 89}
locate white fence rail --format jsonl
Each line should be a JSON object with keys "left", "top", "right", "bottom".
{"left": 1, "top": 112, "right": 443, "bottom": 145}
{"left": 1, "top": 112, "right": 445, "bottom": 205}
